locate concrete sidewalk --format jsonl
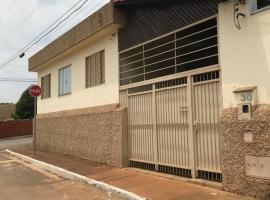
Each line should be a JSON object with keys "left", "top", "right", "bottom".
{"left": 0, "top": 153, "right": 124, "bottom": 200}
{"left": 8, "top": 145, "right": 254, "bottom": 200}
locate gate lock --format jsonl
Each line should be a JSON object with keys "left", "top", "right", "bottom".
{"left": 194, "top": 121, "right": 199, "bottom": 133}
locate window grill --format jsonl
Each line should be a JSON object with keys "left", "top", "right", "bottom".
{"left": 129, "top": 161, "right": 155, "bottom": 171}
{"left": 197, "top": 170, "right": 222, "bottom": 183}
{"left": 128, "top": 84, "right": 153, "bottom": 94}
{"left": 158, "top": 165, "right": 192, "bottom": 178}
{"left": 86, "top": 50, "right": 105, "bottom": 88}
{"left": 41, "top": 74, "right": 51, "bottom": 99}
{"left": 129, "top": 161, "right": 192, "bottom": 179}
{"left": 119, "top": 17, "right": 218, "bottom": 86}
{"left": 193, "top": 70, "right": 219, "bottom": 83}
{"left": 155, "top": 77, "right": 187, "bottom": 90}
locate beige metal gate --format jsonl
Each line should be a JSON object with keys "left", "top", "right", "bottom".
{"left": 192, "top": 71, "right": 222, "bottom": 181}
{"left": 120, "top": 67, "right": 222, "bottom": 181}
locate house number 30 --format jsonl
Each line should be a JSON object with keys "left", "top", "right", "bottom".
{"left": 240, "top": 92, "right": 252, "bottom": 102}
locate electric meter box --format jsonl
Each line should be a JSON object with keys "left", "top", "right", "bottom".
{"left": 233, "top": 86, "right": 257, "bottom": 121}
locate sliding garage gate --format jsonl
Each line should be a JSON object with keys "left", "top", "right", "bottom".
{"left": 119, "top": 17, "right": 222, "bottom": 182}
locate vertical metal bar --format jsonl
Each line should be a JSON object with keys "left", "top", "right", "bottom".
{"left": 216, "top": 79, "right": 222, "bottom": 171}
{"left": 143, "top": 45, "right": 146, "bottom": 81}
{"left": 152, "top": 84, "right": 158, "bottom": 171}
{"left": 176, "top": 89, "right": 180, "bottom": 166}
{"left": 201, "top": 83, "right": 206, "bottom": 170}
{"left": 187, "top": 75, "right": 196, "bottom": 178}
{"left": 182, "top": 87, "right": 187, "bottom": 167}
{"left": 204, "top": 83, "right": 210, "bottom": 170}
{"left": 209, "top": 82, "right": 215, "bottom": 171}
{"left": 174, "top": 33, "right": 177, "bottom": 73}
{"left": 195, "top": 85, "right": 201, "bottom": 170}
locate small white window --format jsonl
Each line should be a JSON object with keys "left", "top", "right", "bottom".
{"left": 59, "top": 65, "right": 71, "bottom": 96}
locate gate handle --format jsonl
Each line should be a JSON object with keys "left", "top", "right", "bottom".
{"left": 194, "top": 121, "right": 199, "bottom": 133}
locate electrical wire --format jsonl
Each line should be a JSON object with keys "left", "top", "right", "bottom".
{"left": 0, "top": 0, "right": 89, "bottom": 70}
{"left": 0, "top": 78, "right": 37, "bottom": 82}
{"left": 23, "top": 0, "right": 89, "bottom": 53}
{"left": 0, "top": 0, "right": 43, "bottom": 45}
{"left": 28, "top": 0, "right": 107, "bottom": 58}
{"left": 0, "top": 0, "right": 108, "bottom": 83}
{"left": 1, "top": 0, "right": 80, "bottom": 62}
{"left": 33, "top": 0, "right": 107, "bottom": 49}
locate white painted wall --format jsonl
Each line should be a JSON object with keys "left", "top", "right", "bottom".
{"left": 219, "top": 0, "right": 270, "bottom": 108}
{"left": 37, "top": 33, "right": 119, "bottom": 114}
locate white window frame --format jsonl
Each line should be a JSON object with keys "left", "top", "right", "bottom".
{"left": 58, "top": 65, "right": 72, "bottom": 96}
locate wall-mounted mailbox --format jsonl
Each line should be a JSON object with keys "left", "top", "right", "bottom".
{"left": 233, "top": 86, "right": 257, "bottom": 120}
{"left": 246, "top": 155, "right": 270, "bottom": 179}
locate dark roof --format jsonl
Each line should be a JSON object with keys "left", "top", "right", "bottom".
{"left": 112, "top": 0, "right": 225, "bottom": 6}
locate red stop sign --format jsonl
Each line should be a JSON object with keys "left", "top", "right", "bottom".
{"left": 29, "top": 85, "right": 41, "bottom": 97}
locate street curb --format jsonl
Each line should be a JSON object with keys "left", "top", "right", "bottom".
{"left": 5, "top": 149, "right": 148, "bottom": 200}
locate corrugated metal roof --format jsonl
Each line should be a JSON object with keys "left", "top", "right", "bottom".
{"left": 118, "top": 0, "right": 218, "bottom": 51}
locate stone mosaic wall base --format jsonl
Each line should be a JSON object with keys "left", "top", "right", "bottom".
{"left": 220, "top": 105, "right": 270, "bottom": 200}
{"left": 35, "top": 104, "right": 128, "bottom": 168}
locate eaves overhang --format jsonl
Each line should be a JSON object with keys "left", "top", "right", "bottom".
{"left": 29, "top": 2, "right": 125, "bottom": 72}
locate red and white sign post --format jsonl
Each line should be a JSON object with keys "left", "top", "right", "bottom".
{"left": 29, "top": 85, "right": 41, "bottom": 155}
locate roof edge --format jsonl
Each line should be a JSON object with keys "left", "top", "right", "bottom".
{"left": 29, "top": 2, "right": 125, "bottom": 72}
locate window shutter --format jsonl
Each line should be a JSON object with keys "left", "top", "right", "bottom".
{"left": 86, "top": 50, "right": 105, "bottom": 88}
{"left": 41, "top": 74, "right": 51, "bottom": 99}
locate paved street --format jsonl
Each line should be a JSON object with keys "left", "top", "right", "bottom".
{"left": 0, "top": 152, "right": 124, "bottom": 200}
{"left": 0, "top": 136, "right": 33, "bottom": 150}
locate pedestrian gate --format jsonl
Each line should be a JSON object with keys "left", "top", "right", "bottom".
{"left": 120, "top": 69, "right": 222, "bottom": 182}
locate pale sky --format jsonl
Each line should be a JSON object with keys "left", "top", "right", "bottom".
{"left": 0, "top": 0, "right": 109, "bottom": 103}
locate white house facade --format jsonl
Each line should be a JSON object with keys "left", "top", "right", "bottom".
{"left": 219, "top": 0, "right": 270, "bottom": 108}
{"left": 37, "top": 33, "right": 119, "bottom": 114}
{"left": 28, "top": 0, "right": 270, "bottom": 199}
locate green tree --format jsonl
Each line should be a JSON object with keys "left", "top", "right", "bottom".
{"left": 13, "top": 87, "right": 34, "bottom": 119}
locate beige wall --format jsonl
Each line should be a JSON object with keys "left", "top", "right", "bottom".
{"left": 37, "top": 33, "right": 119, "bottom": 114}
{"left": 218, "top": 0, "right": 270, "bottom": 108}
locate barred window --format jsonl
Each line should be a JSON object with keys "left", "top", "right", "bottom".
{"left": 85, "top": 50, "right": 105, "bottom": 88}
{"left": 119, "top": 18, "right": 218, "bottom": 86}
{"left": 59, "top": 65, "right": 72, "bottom": 96}
{"left": 41, "top": 74, "right": 51, "bottom": 99}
